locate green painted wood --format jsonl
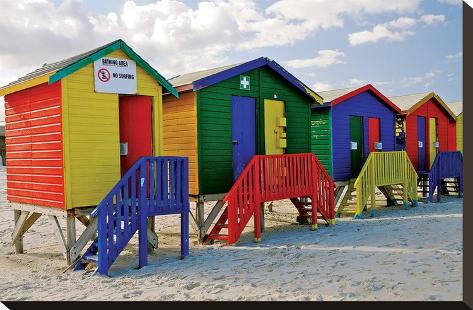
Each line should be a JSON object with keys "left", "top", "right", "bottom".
{"left": 350, "top": 115, "right": 364, "bottom": 177}
{"left": 311, "top": 108, "right": 333, "bottom": 176}
{"left": 197, "top": 66, "right": 312, "bottom": 195}
{"left": 49, "top": 39, "right": 178, "bottom": 97}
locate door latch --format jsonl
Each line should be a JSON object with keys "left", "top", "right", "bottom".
{"left": 232, "top": 140, "right": 238, "bottom": 144}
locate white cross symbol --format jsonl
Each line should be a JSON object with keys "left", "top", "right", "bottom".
{"left": 241, "top": 76, "right": 250, "bottom": 89}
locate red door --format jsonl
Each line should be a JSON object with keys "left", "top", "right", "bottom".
{"left": 119, "top": 95, "right": 152, "bottom": 176}
{"left": 368, "top": 118, "right": 380, "bottom": 153}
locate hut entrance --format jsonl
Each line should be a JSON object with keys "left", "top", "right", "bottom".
{"left": 119, "top": 95, "right": 153, "bottom": 176}
{"left": 417, "top": 116, "right": 427, "bottom": 171}
{"left": 231, "top": 96, "right": 256, "bottom": 181}
{"left": 429, "top": 117, "right": 438, "bottom": 168}
{"left": 368, "top": 117, "right": 381, "bottom": 153}
{"left": 349, "top": 115, "right": 364, "bottom": 177}
{"left": 264, "top": 99, "right": 287, "bottom": 155}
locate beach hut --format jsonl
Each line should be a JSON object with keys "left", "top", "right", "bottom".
{"left": 389, "top": 92, "right": 457, "bottom": 172}
{"left": 446, "top": 101, "right": 463, "bottom": 153}
{"left": 311, "top": 84, "right": 402, "bottom": 182}
{"left": 162, "top": 57, "right": 325, "bottom": 240}
{"left": 0, "top": 39, "right": 188, "bottom": 270}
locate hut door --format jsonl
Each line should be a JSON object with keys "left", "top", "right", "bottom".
{"left": 119, "top": 95, "right": 153, "bottom": 176}
{"left": 429, "top": 117, "right": 438, "bottom": 168}
{"left": 232, "top": 96, "right": 256, "bottom": 181}
{"left": 368, "top": 117, "right": 381, "bottom": 153}
{"left": 417, "top": 116, "right": 427, "bottom": 171}
{"left": 264, "top": 99, "right": 287, "bottom": 155}
{"left": 349, "top": 116, "right": 364, "bottom": 177}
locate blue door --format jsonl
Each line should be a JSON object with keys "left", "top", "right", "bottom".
{"left": 417, "top": 116, "right": 426, "bottom": 172}
{"left": 232, "top": 96, "right": 256, "bottom": 181}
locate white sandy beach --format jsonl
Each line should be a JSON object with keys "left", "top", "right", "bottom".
{"left": 0, "top": 166, "right": 463, "bottom": 301}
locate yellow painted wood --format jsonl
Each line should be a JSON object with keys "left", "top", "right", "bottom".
{"left": 353, "top": 151, "right": 418, "bottom": 216}
{"left": 429, "top": 118, "right": 438, "bottom": 168}
{"left": 457, "top": 112, "right": 463, "bottom": 153}
{"left": 163, "top": 91, "right": 199, "bottom": 195}
{"left": 62, "top": 49, "right": 164, "bottom": 209}
{"left": 0, "top": 73, "right": 55, "bottom": 96}
{"left": 264, "top": 99, "right": 286, "bottom": 155}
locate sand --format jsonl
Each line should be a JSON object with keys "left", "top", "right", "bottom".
{"left": 0, "top": 166, "right": 463, "bottom": 301}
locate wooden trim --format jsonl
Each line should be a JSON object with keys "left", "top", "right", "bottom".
{"left": 406, "top": 93, "right": 457, "bottom": 120}
{"left": 12, "top": 212, "right": 41, "bottom": 244}
{"left": 48, "top": 215, "right": 68, "bottom": 259}
{"left": 0, "top": 74, "right": 54, "bottom": 96}
{"left": 9, "top": 202, "right": 66, "bottom": 217}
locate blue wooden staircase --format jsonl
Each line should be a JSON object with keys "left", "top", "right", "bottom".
{"left": 428, "top": 151, "right": 463, "bottom": 202}
{"left": 74, "top": 156, "right": 190, "bottom": 275}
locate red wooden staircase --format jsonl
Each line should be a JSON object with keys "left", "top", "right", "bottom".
{"left": 203, "top": 154, "right": 335, "bottom": 245}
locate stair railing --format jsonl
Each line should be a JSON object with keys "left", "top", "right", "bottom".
{"left": 354, "top": 151, "right": 418, "bottom": 217}
{"left": 428, "top": 151, "right": 463, "bottom": 202}
{"left": 223, "top": 153, "right": 335, "bottom": 244}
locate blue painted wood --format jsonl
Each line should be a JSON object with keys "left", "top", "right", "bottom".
{"left": 330, "top": 91, "right": 397, "bottom": 181}
{"left": 429, "top": 151, "right": 463, "bottom": 202}
{"left": 77, "top": 156, "right": 190, "bottom": 276}
{"left": 417, "top": 116, "right": 427, "bottom": 172}
{"left": 192, "top": 57, "right": 317, "bottom": 100}
{"left": 232, "top": 96, "right": 257, "bottom": 181}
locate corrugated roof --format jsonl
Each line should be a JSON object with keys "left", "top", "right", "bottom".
{"left": 168, "top": 62, "right": 242, "bottom": 87}
{"left": 388, "top": 92, "right": 432, "bottom": 112}
{"left": 317, "top": 87, "right": 360, "bottom": 103}
{"left": 446, "top": 101, "right": 462, "bottom": 116}
{"left": 1, "top": 40, "right": 118, "bottom": 90}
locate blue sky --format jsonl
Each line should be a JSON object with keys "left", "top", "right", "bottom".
{"left": 0, "top": 0, "right": 463, "bottom": 124}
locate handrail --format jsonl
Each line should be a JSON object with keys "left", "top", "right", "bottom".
{"left": 428, "top": 151, "right": 463, "bottom": 202}
{"left": 223, "top": 153, "right": 335, "bottom": 244}
{"left": 354, "top": 151, "right": 418, "bottom": 217}
{"left": 87, "top": 156, "right": 189, "bottom": 275}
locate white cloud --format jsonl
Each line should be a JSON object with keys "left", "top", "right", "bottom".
{"left": 312, "top": 82, "right": 333, "bottom": 92}
{"left": 348, "top": 17, "right": 416, "bottom": 46}
{"left": 446, "top": 52, "right": 463, "bottom": 60}
{"left": 0, "top": 0, "right": 424, "bottom": 81}
{"left": 286, "top": 50, "right": 345, "bottom": 69}
{"left": 437, "top": 0, "right": 462, "bottom": 6}
{"left": 419, "top": 14, "right": 446, "bottom": 26}
{"left": 401, "top": 70, "right": 438, "bottom": 88}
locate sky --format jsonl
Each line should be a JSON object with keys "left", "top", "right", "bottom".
{"left": 0, "top": 0, "right": 463, "bottom": 125}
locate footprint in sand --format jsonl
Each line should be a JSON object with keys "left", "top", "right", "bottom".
{"left": 184, "top": 282, "right": 201, "bottom": 290}
{"left": 123, "top": 290, "right": 143, "bottom": 299}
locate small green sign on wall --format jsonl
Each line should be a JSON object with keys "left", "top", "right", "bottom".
{"left": 240, "top": 75, "right": 250, "bottom": 90}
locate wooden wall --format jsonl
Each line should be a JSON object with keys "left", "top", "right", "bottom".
{"left": 310, "top": 107, "right": 332, "bottom": 176}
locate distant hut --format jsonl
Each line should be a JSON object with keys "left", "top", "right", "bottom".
{"left": 446, "top": 101, "right": 463, "bottom": 153}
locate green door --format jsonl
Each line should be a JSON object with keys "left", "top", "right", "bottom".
{"left": 349, "top": 116, "right": 364, "bottom": 177}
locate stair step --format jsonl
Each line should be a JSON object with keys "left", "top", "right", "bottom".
{"left": 208, "top": 234, "right": 229, "bottom": 241}
{"left": 215, "top": 223, "right": 228, "bottom": 228}
{"left": 83, "top": 254, "right": 99, "bottom": 263}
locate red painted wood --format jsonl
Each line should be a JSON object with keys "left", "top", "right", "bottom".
{"left": 4, "top": 82, "right": 65, "bottom": 209}
{"left": 331, "top": 84, "right": 402, "bottom": 113}
{"left": 405, "top": 97, "right": 457, "bottom": 171}
{"left": 119, "top": 96, "right": 153, "bottom": 175}
{"left": 368, "top": 118, "right": 381, "bottom": 153}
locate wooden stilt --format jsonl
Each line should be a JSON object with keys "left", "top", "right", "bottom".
{"left": 66, "top": 213, "right": 76, "bottom": 265}
{"left": 147, "top": 217, "right": 157, "bottom": 253}
{"left": 196, "top": 201, "right": 205, "bottom": 242}
{"left": 13, "top": 210, "right": 24, "bottom": 254}
{"left": 260, "top": 203, "right": 265, "bottom": 233}
{"left": 49, "top": 215, "right": 68, "bottom": 260}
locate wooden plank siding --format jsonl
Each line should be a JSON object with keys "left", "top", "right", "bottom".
{"left": 310, "top": 107, "right": 332, "bottom": 176}
{"left": 457, "top": 113, "right": 463, "bottom": 153}
{"left": 4, "top": 82, "right": 65, "bottom": 208}
{"left": 163, "top": 91, "right": 199, "bottom": 195}
{"left": 405, "top": 97, "right": 457, "bottom": 171}
{"left": 330, "top": 91, "right": 396, "bottom": 182}
{"left": 197, "top": 66, "right": 311, "bottom": 195}
{"left": 62, "top": 49, "right": 163, "bottom": 209}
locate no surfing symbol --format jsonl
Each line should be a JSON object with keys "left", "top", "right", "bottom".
{"left": 98, "top": 68, "right": 110, "bottom": 82}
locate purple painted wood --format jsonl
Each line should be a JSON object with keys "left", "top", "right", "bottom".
{"left": 331, "top": 91, "right": 397, "bottom": 181}
{"left": 417, "top": 116, "right": 427, "bottom": 172}
{"left": 428, "top": 151, "right": 463, "bottom": 202}
{"left": 75, "top": 156, "right": 190, "bottom": 276}
{"left": 192, "top": 57, "right": 317, "bottom": 100}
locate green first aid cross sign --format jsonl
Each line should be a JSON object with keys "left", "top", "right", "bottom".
{"left": 240, "top": 75, "right": 250, "bottom": 90}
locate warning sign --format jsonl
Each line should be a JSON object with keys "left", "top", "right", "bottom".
{"left": 94, "top": 57, "right": 137, "bottom": 94}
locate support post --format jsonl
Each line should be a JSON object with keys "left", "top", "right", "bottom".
{"left": 66, "top": 212, "right": 76, "bottom": 265}
{"left": 13, "top": 210, "right": 24, "bottom": 254}
{"left": 196, "top": 201, "right": 205, "bottom": 243}
{"left": 370, "top": 186, "right": 377, "bottom": 217}
{"left": 260, "top": 203, "right": 265, "bottom": 233}
{"left": 147, "top": 217, "right": 156, "bottom": 253}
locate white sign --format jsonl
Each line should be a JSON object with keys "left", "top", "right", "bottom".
{"left": 418, "top": 141, "right": 423, "bottom": 148}
{"left": 240, "top": 75, "right": 250, "bottom": 90}
{"left": 351, "top": 141, "right": 358, "bottom": 150}
{"left": 94, "top": 57, "right": 137, "bottom": 94}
